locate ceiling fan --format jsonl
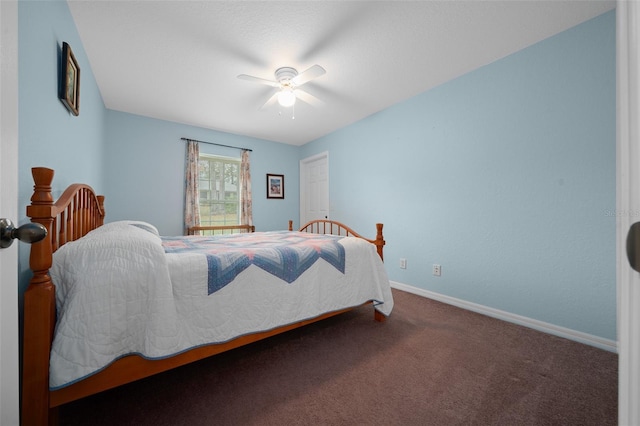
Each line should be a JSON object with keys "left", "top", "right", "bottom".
{"left": 237, "top": 65, "right": 326, "bottom": 110}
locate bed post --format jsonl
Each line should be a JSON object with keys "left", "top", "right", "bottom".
{"left": 374, "top": 223, "right": 385, "bottom": 261}
{"left": 22, "top": 167, "right": 57, "bottom": 425}
{"left": 97, "top": 195, "right": 105, "bottom": 226}
{"left": 373, "top": 223, "right": 387, "bottom": 322}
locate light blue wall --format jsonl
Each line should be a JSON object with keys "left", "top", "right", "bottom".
{"left": 17, "top": 0, "right": 299, "bottom": 241}
{"left": 17, "top": 0, "right": 106, "bottom": 288}
{"left": 17, "top": 1, "right": 616, "bottom": 342}
{"left": 301, "top": 11, "right": 616, "bottom": 340}
{"left": 18, "top": 0, "right": 105, "bottom": 199}
{"left": 16, "top": 0, "right": 299, "bottom": 283}
{"left": 104, "top": 110, "right": 299, "bottom": 235}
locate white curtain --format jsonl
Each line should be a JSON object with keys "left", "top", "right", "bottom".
{"left": 184, "top": 141, "right": 200, "bottom": 234}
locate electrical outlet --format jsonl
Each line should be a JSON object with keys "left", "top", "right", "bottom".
{"left": 433, "top": 264, "right": 441, "bottom": 276}
{"left": 400, "top": 258, "right": 407, "bottom": 269}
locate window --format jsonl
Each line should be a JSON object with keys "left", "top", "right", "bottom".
{"left": 198, "top": 155, "right": 241, "bottom": 227}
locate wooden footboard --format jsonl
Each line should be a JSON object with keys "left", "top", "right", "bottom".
{"left": 289, "top": 219, "right": 385, "bottom": 260}
{"left": 22, "top": 168, "right": 387, "bottom": 426}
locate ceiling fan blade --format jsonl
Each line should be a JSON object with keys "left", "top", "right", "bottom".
{"left": 237, "top": 74, "right": 280, "bottom": 88}
{"left": 295, "top": 89, "right": 324, "bottom": 107}
{"left": 260, "top": 92, "right": 279, "bottom": 110}
{"left": 291, "top": 65, "right": 326, "bottom": 86}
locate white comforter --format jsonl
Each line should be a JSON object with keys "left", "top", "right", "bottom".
{"left": 49, "top": 221, "right": 393, "bottom": 389}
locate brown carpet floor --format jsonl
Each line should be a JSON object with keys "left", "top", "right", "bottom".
{"left": 58, "top": 289, "right": 618, "bottom": 426}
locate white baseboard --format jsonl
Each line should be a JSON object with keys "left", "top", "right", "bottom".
{"left": 390, "top": 281, "right": 618, "bottom": 353}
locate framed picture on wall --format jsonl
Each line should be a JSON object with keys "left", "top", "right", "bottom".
{"left": 266, "top": 174, "right": 284, "bottom": 199}
{"left": 60, "top": 42, "right": 80, "bottom": 116}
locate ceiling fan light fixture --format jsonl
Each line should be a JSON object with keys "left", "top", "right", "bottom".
{"left": 277, "top": 88, "right": 296, "bottom": 107}
{"left": 238, "top": 65, "right": 325, "bottom": 110}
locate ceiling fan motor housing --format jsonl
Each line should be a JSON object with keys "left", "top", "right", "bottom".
{"left": 275, "top": 67, "right": 298, "bottom": 84}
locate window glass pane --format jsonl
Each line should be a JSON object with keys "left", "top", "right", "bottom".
{"left": 198, "top": 155, "right": 240, "bottom": 226}
{"left": 199, "top": 180, "right": 210, "bottom": 191}
{"left": 198, "top": 160, "right": 209, "bottom": 178}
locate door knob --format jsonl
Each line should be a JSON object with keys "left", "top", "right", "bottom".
{"left": 627, "top": 222, "right": 640, "bottom": 273}
{"left": 0, "top": 218, "right": 47, "bottom": 249}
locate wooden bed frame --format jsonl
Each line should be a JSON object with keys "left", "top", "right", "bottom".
{"left": 288, "top": 219, "right": 385, "bottom": 260}
{"left": 21, "top": 167, "right": 387, "bottom": 425}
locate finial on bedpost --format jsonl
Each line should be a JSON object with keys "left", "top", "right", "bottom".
{"left": 375, "top": 223, "right": 385, "bottom": 261}
{"left": 288, "top": 220, "right": 293, "bottom": 231}
{"left": 27, "top": 167, "right": 55, "bottom": 282}
{"left": 30, "top": 167, "right": 54, "bottom": 205}
{"left": 97, "top": 195, "right": 106, "bottom": 226}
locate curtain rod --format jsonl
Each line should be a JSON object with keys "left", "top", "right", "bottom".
{"left": 181, "top": 137, "right": 252, "bottom": 152}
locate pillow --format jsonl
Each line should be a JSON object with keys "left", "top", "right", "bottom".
{"left": 51, "top": 219, "right": 167, "bottom": 308}
{"left": 129, "top": 222, "right": 160, "bottom": 236}
{"left": 91, "top": 220, "right": 160, "bottom": 237}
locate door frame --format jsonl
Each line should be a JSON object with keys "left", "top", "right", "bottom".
{"left": 616, "top": 1, "right": 639, "bottom": 424}
{"left": 0, "top": 1, "right": 21, "bottom": 424}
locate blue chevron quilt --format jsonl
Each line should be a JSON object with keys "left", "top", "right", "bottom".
{"left": 162, "top": 231, "right": 346, "bottom": 295}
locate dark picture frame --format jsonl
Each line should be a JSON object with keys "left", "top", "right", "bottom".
{"left": 266, "top": 174, "right": 284, "bottom": 199}
{"left": 60, "top": 42, "right": 80, "bottom": 116}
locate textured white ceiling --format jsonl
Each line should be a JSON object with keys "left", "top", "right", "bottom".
{"left": 68, "top": 0, "right": 615, "bottom": 146}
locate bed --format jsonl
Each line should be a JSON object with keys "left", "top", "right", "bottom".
{"left": 21, "top": 167, "right": 393, "bottom": 425}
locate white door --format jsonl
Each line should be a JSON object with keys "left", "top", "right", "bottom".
{"left": 0, "top": 1, "right": 21, "bottom": 425}
{"left": 300, "top": 152, "right": 329, "bottom": 226}
{"left": 617, "top": 1, "right": 640, "bottom": 424}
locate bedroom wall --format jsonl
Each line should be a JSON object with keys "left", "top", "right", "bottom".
{"left": 17, "top": 0, "right": 106, "bottom": 288}
{"left": 18, "top": 0, "right": 105, "bottom": 200}
{"left": 17, "top": 0, "right": 299, "bottom": 260}
{"left": 16, "top": 1, "right": 616, "bottom": 346}
{"left": 300, "top": 11, "right": 616, "bottom": 342}
{"left": 103, "top": 110, "right": 300, "bottom": 236}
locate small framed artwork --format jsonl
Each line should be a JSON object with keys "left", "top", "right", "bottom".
{"left": 60, "top": 42, "right": 80, "bottom": 116}
{"left": 266, "top": 174, "right": 284, "bottom": 199}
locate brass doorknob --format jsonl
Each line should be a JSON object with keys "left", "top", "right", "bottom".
{"left": 0, "top": 218, "right": 47, "bottom": 249}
